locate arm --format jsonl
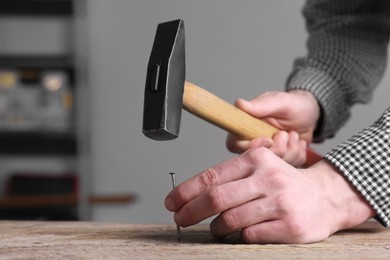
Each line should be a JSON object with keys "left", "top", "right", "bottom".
{"left": 287, "top": 0, "right": 390, "bottom": 142}
{"left": 289, "top": 0, "right": 390, "bottom": 227}
{"left": 227, "top": 0, "right": 390, "bottom": 166}
{"left": 325, "top": 106, "right": 390, "bottom": 227}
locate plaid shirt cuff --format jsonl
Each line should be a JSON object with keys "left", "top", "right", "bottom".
{"left": 286, "top": 66, "right": 350, "bottom": 142}
{"left": 324, "top": 106, "right": 390, "bottom": 227}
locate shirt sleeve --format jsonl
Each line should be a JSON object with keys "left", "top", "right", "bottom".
{"left": 324, "top": 106, "right": 390, "bottom": 227}
{"left": 285, "top": 0, "right": 390, "bottom": 142}
{"left": 286, "top": 0, "right": 390, "bottom": 226}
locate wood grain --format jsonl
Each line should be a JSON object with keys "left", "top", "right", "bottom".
{"left": 183, "top": 81, "right": 278, "bottom": 140}
{"left": 0, "top": 220, "right": 389, "bottom": 259}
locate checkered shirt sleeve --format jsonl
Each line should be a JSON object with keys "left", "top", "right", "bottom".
{"left": 325, "top": 107, "right": 390, "bottom": 227}
{"left": 285, "top": 0, "right": 390, "bottom": 226}
{"left": 286, "top": 0, "right": 390, "bottom": 142}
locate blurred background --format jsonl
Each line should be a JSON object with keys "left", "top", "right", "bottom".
{"left": 0, "top": 0, "right": 388, "bottom": 223}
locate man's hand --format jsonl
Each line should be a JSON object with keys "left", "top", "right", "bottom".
{"left": 165, "top": 148, "right": 375, "bottom": 244}
{"left": 226, "top": 90, "right": 321, "bottom": 167}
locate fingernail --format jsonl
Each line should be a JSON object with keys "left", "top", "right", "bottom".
{"left": 165, "top": 197, "right": 175, "bottom": 211}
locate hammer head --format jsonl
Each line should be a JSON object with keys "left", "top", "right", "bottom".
{"left": 143, "top": 19, "right": 185, "bottom": 140}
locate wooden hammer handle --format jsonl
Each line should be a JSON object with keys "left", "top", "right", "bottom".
{"left": 182, "top": 81, "right": 322, "bottom": 167}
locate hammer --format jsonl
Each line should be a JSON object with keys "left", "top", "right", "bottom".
{"left": 142, "top": 19, "right": 321, "bottom": 167}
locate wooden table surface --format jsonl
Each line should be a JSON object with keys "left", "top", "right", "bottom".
{"left": 0, "top": 220, "right": 389, "bottom": 259}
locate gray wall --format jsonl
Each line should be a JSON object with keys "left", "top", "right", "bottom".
{"left": 86, "top": 0, "right": 390, "bottom": 223}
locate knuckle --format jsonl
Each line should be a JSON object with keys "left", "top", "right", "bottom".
{"left": 220, "top": 210, "right": 240, "bottom": 231}
{"left": 273, "top": 198, "right": 289, "bottom": 218}
{"left": 263, "top": 170, "right": 288, "bottom": 189}
{"left": 200, "top": 167, "right": 220, "bottom": 187}
{"left": 273, "top": 196, "right": 309, "bottom": 242}
{"left": 241, "top": 227, "right": 257, "bottom": 244}
{"left": 207, "top": 188, "right": 227, "bottom": 210}
{"left": 177, "top": 206, "right": 195, "bottom": 227}
{"left": 284, "top": 218, "right": 307, "bottom": 242}
{"left": 274, "top": 193, "right": 293, "bottom": 212}
{"left": 174, "top": 185, "right": 187, "bottom": 201}
{"left": 244, "top": 147, "right": 270, "bottom": 163}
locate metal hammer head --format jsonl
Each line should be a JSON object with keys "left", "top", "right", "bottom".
{"left": 142, "top": 19, "right": 185, "bottom": 140}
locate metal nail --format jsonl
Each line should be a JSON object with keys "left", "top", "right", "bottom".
{"left": 169, "top": 172, "right": 181, "bottom": 242}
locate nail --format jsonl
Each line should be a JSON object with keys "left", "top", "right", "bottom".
{"left": 169, "top": 172, "right": 181, "bottom": 242}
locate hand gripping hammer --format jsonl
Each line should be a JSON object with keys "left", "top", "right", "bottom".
{"left": 142, "top": 19, "right": 321, "bottom": 167}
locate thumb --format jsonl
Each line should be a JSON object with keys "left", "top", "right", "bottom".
{"left": 235, "top": 98, "right": 258, "bottom": 114}
{"left": 235, "top": 97, "right": 275, "bottom": 118}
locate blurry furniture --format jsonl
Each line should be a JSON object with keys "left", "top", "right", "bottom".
{"left": 0, "top": 0, "right": 81, "bottom": 220}
{"left": 0, "top": 0, "right": 76, "bottom": 154}
{"left": 0, "top": 172, "right": 137, "bottom": 220}
{"left": 0, "top": 0, "right": 136, "bottom": 220}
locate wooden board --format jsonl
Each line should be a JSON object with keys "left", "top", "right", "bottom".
{"left": 0, "top": 220, "right": 389, "bottom": 259}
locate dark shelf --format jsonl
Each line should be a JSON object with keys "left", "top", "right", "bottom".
{"left": 0, "top": 0, "right": 73, "bottom": 16}
{"left": 0, "top": 3, "right": 78, "bottom": 157}
{"left": 0, "top": 132, "right": 77, "bottom": 155}
{"left": 0, "top": 55, "right": 73, "bottom": 69}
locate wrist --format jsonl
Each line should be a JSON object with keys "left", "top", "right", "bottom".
{"left": 304, "top": 160, "right": 375, "bottom": 234}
